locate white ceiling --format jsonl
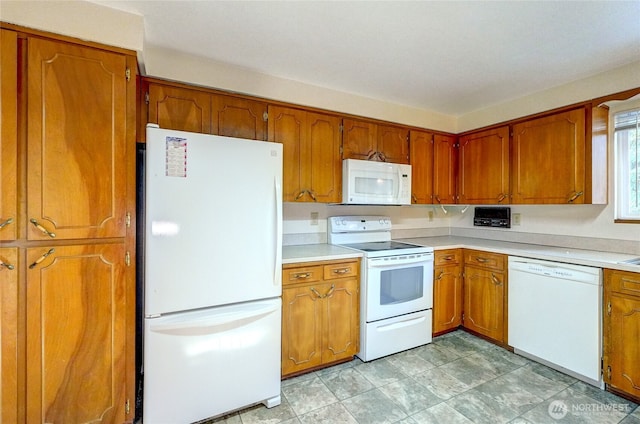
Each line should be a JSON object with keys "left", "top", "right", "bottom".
{"left": 91, "top": 1, "right": 640, "bottom": 116}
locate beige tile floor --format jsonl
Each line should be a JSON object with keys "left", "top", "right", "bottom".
{"left": 202, "top": 330, "right": 640, "bottom": 424}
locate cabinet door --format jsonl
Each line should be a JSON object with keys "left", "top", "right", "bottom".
{"left": 433, "top": 263, "right": 462, "bottom": 334}
{"left": 212, "top": 94, "right": 267, "bottom": 140}
{"left": 0, "top": 29, "right": 17, "bottom": 241}
{"left": 606, "top": 292, "right": 640, "bottom": 397}
{"left": 463, "top": 265, "right": 505, "bottom": 343}
{"left": 511, "top": 108, "right": 586, "bottom": 204}
{"left": 342, "top": 119, "right": 377, "bottom": 161}
{"left": 305, "top": 112, "right": 342, "bottom": 203}
{"left": 27, "top": 38, "right": 128, "bottom": 240}
{"left": 148, "top": 83, "right": 212, "bottom": 134}
{"left": 377, "top": 125, "right": 409, "bottom": 164}
{"left": 0, "top": 248, "right": 18, "bottom": 424}
{"left": 281, "top": 283, "right": 323, "bottom": 376}
{"left": 268, "top": 106, "right": 305, "bottom": 201}
{"left": 433, "top": 134, "right": 458, "bottom": 204}
{"left": 410, "top": 130, "right": 434, "bottom": 204}
{"left": 26, "top": 244, "right": 127, "bottom": 423}
{"left": 322, "top": 278, "right": 359, "bottom": 363}
{"left": 458, "top": 126, "right": 510, "bottom": 204}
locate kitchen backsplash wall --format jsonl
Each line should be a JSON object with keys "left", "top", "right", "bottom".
{"left": 283, "top": 203, "right": 640, "bottom": 255}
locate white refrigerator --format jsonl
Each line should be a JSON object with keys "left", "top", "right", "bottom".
{"left": 143, "top": 125, "right": 283, "bottom": 423}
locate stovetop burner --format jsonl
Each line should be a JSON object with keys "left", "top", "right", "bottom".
{"left": 342, "top": 241, "right": 424, "bottom": 252}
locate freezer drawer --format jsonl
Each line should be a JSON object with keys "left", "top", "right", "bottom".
{"left": 143, "top": 298, "right": 281, "bottom": 423}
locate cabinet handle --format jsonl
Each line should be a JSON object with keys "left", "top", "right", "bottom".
{"left": 377, "top": 152, "right": 386, "bottom": 162}
{"left": 324, "top": 284, "right": 335, "bottom": 298}
{"left": 0, "top": 260, "right": 15, "bottom": 271}
{"left": 30, "top": 219, "right": 56, "bottom": 238}
{"left": 442, "top": 255, "right": 454, "bottom": 261}
{"left": 475, "top": 257, "right": 489, "bottom": 263}
{"left": 308, "top": 190, "right": 317, "bottom": 202}
{"left": 367, "top": 151, "right": 377, "bottom": 160}
{"left": 567, "top": 191, "right": 584, "bottom": 203}
{"left": 412, "top": 194, "right": 418, "bottom": 203}
{"left": 491, "top": 273, "right": 502, "bottom": 286}
{"left": 310, "top": 287, "right": 323, "bottom": 298}
{"left": 0, "top": 217, "right": 13, "bottom": 229}
{"left": 497, "top": 193, "right": 507, "bottom": 203}
{"left": 435, "top": 270, "right": 444, "bottom": 281}
{"left": 332, "top": 268, "right": 350, "bottom": 275}
{"left": 293, "top": 272, "right": 311, "bottom": 279}
{"left": 434, "top": 195, "right": 442, "bottom": 204}
{"left": 295, "top": 190, "right": 307, "bottom": 201}
{"left": 29, "top": 248, "right": 55, "bottom": 269}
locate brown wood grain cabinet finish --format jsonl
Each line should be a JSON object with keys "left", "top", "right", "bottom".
{"left": 462, "top": 250, "right": 507, "bottom": 344}
{"left": 458, "top": 126, "right": 510, "bottom": 204}
{"left": 1, "top": 28, "right": 136, "bottom": 422}
{"left": 148, "top": 83, "right": 212, "bottom": 134}
{"left": 433, "top": 134, "right": 458, "bottom": 204}
{"left": 212, "top": 95, "right": 267, "bottom": 140}
{"left": 603, "top": 269, "right": 640, "bottom": 402}
{"left": 409, "top": 130, "right": 434, "bottom": 204}
{"left": 282, "top": 259, "right": 359, "bottom": 378}
{"left": 433, "top": 249, "right": 463, "bottom": 335}
{"left": 0, "top": 29, "right": 17, "bottom": 242}
{"left": 268, "top": 106, "right": 341, "bottom": 203}
{"left": 342, "top": 119, "right": 409, "bottom": 164}
{"left": 377, "top": 124, "right": 410, "bottom": 164}
{"left": 511, "top": 108, "right": 586, "bottom": 204}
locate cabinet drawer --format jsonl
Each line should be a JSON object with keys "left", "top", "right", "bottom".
{"left": 283, "top": 266, "right": 323, "bottom": 285}
{"left": 435, "top": 249, "right": 461, "bottom": 266}
{"left": 464, "top": 250, "right": 505, "bottom": 271}
{"left": 324, "top": 261, "right": 358, "bottom": 280}
{"left": 606, "top": 269, "right": 640, "bottom": 297}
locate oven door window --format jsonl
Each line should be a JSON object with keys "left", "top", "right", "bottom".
{"left": 380, "top": 266, "right": 424, "bottom": 305}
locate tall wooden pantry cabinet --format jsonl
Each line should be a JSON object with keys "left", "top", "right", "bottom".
{"left": 0, "top": 25, "right": 137, "bottom": 423}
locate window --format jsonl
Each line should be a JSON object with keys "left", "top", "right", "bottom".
{"left": 615, "top": 108, "right": 640, "bottom": 221}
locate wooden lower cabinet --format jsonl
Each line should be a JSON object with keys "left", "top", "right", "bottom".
{"left": 282, "top": 259, "right": 359, "bottom": 377}
{"left": 433, "top": 249, "right": 463, "bottom": 334}
{"left": 26, "top": 243, "right": 128, "bottom": 423}
{"left": 603, "top": 269, "right": 640, "bottom": 401}
{"left": 462, "top": 250, "right": 507, "bottom": 343}
{"left": 0, "top": 247, "right": 18, "bottom": 424}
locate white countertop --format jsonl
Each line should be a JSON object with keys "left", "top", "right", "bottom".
{"left": 282, "top": 244, "right": 362, "bottom": 264}
{"left": 283, "top": 236, "right": 640, "bottom": 272}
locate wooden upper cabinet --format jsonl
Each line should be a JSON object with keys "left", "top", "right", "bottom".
{"left": 26, "top": 243, "right": 127, "bottom": 424}
{"left": 511, "top": 108, "right": 586, "bottom": 204}
{"left": 268, "top": 106, "right": 341, "bottom": 203}
{"left": 342, "top": 118, "right": 377, "bottom": 161}
{"left": 147, "top": 83, "right": 212, "bottom": 134}
{"left": 0, "top": 247, "right": 18, "bottom": 424}
{"left": 433, "top": 134, "right": 458, "bottom": 204}
{"left": 212, "top": 95, "right": 267, "bottom": 140}
{"left": 27, "top": 37, "right": 129, "bottom": 240}
{"left": 377, "top": 125, "right": 409, "bottom": 164}
{"left": 0, "top": 29, "right": 17, "bottom": 241}
{"left": 342, "top": 119, "right": 409, "bottom": 164}
{"left": 458, "top": 126, "right": 510, "bottom": 204}
{"left": 410, "top": 130, "right": 434, "bottom": 204}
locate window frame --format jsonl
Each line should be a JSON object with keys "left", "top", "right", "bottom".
{"left": 614, "top": 104, "right": 640, "bottom": 223}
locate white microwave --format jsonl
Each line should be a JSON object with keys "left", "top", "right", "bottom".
{"left": 342, "top": 159, "right": 412, "bottom": 205}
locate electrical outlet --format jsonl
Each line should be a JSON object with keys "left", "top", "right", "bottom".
{"left": 428, "top": 210, "right": 434, "bottom": 222}
{"left": 512, "top": 213, "right": 521, "bottom": 226}
{"left": 310, "top": 212, "right": 319, "bottom": 226}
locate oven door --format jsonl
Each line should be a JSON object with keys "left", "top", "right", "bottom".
{"left": 364, "top": 253, "right": 433, "bottom": 322}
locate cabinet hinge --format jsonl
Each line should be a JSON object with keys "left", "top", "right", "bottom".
{"left": 339, "top": 124, "right": 344, "bottom": 132}
{"left": 263, "top": 111, "right": 268, "bottom": 122}
{"left": 607, "top": 301, "right": 612, "bottom": 316}
{"left": 125, "top": 398, "right": 130, "bottom": 415}
{"left": 125, "top": 212, "right": 131, "bottom": 228}
{"left": 461, "top": 312, "right": 465, "bottom": 322}
{"left": 607, "top": 365, "right": 612, "bottom": 380}
{"left": 125, "top": 251, "right": 131, "bottom": 267}
{"left": 145, "top": 92, "right": 150, "bottom": 105}
{"left": 454, "top": 142, "right": 460, "bottom": 148}
{"left": 125, "top": 68, "right": 131, "bottom": 82}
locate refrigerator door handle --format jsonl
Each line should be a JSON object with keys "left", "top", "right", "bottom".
{"left": 274, "top": 176, "right": 282, "bottom": 287}
{"left": 149, "top": 302, "right": 280, "bottom": 336}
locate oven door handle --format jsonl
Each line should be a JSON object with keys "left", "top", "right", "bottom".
{"left": 368, "top": 255, "right": 432, "bottom": 268}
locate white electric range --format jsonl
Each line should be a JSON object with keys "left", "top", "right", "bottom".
{"left": 328, "top": 216, "right": 434, "bottom": 361}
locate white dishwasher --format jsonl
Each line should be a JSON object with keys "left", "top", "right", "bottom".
{"left": 508, "top": 256, "right": 603, "bottom": 387}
